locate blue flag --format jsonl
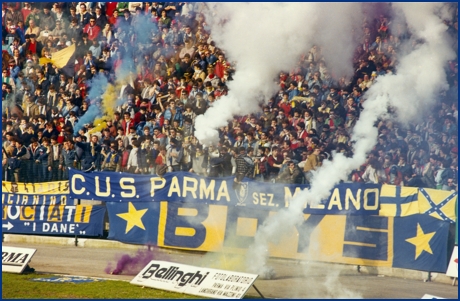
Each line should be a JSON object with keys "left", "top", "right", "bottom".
{"left": 106, "top": 202, "right": 160, "bottom": 245}
{"left": 393, "top": 214, "right": 450, "bottom": 273}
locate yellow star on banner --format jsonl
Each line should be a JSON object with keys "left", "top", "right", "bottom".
{"left": 116, "top": 202, "right": 148, "bottom": 234}
{"left": 405, "top": 223, "right": 436, "bottom": 260}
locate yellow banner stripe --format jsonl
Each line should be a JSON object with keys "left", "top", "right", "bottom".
{"left": 356, "top": 226, "right": 388, "bottom": 233}
{"left": 343, "top": 241, "right": 376, "bottom": 248}
{"left": 380, "top": 184, "right": 396, "bottom": 197}
{"left": 175, "top": 227, "right": 196, "bottom": 236}
{"left": 379, "top": 204, "right": 397, "bottom": 217}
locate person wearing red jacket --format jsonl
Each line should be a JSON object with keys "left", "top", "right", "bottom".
{"left": 133, "top": 107, "right": 147, "bottom": 125}
{"left": 214, "top": 53, "right": 230, "bottom": 79}
{"left": 83, "top": 17, "right": 101, "bottom": 41}
{"left": 267, "top": 147, "right": 284, "bottom": 181}
{"left": 277, "top": 92, "right": 292, "bottom": 116}
{"left": 121, "top": 112, "right": 135, "bottom": 136}
{"left": 21, "top": 2, "right": 32, "bottom": 22}
{"left": 108, "top": 10, "right": 120, "bottom": 27}
{"left": 105, "top": 2, "right": 118, "bottom": 18}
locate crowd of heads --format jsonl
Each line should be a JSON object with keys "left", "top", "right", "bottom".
{"left": 1, "top": 2, "right": 458, "bottom": 191}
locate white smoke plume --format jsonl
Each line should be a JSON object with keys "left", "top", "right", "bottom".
{"left": 244, "top": 2, "right": 455, "bottom": 287}
{"left": 196, "top": 2, "right": 364, "bottom": 145}
{"left": 195, "top": 2, "right": 455, "bottom": 298}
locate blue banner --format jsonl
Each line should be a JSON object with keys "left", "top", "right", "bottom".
{"left": 105, "top": 200, "right": 451, "bottom": 272}
{"left": 68, "top": 169, "right": 380, "bottom": 215}
{"left": 2, "top": 200, "right": 106, "bottom": 237}
{"left": 3, "top": 169, "right": 455, "bottom": 273}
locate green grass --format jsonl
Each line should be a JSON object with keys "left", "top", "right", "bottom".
{"left": 2, "top": 272, "right": 200, "bottom": 299}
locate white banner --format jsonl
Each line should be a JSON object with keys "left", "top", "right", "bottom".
{"left": 445, "top": 245, "right": 458, "bottom": 278}
{"left": 2, "top": 246, "right": 36, "bottom": 273}
{"left": 130, "top": 260, "right": 258, "bottom": 299}
{"left": 421, "top": 294, "right": 446, "bottom": 299}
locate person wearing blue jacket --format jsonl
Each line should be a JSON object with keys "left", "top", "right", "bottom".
{"left": 164, "top": 100, "right": 184, "bottom": 127}
{"left": 34, "top": 137, "right": 50, "bottom": 182}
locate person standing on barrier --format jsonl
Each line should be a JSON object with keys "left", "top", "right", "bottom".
{"left": 190, "top": 143, "right": 207, "bottom": 177}
{"left": 28, "top": 138, "right": 40, "bottom": 183}
{"left": 14, "top": 139, "right": 31, "bottom": 183}
{"left": 48, "top": 135, "right": 63, "bottom": 181}
{"left": 233, "top": 147, "right": 254, "bottom": 189}
{"left": 303, "top": 147, "right": 322, "bottom": 184}
{"left": 101, "top": 142, "right": 121, "bottom": 172}
{"left": 208, "top": 144, "right": 223, "bottom": 177}
{"left": 75, "top": 135, "right": 101, "bottom": 172}
{"left": 180, "top": 137, "right": 193, "bottom": 172}
{"left": 127, "top": 139, "right": 140, "bottom": 173}
{"left": 7, "top": 138, "right": 24, "bottom": 183}
{"left": 277, "top": 161, "right": 305, "bottom": 184}
{"left": 21, "top": 139, "right": 35, "bottom": 182}
{"left": 60, "top": 140, "right": 76, "bottom": 180}
{"left": 267, "top": 147, "right": 283, "bottom": 181}
{"left": 147, "top": 141, "right": 160, "bottom": 175}
{"left": 34, "top": 137, "right": 51, "bottom": 182}
{"left": 166, "top": 138, "right": 183, "bottom": 172}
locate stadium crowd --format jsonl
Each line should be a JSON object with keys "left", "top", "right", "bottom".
{"left": 2, "top": 2, "right": 458, "bottom": 192}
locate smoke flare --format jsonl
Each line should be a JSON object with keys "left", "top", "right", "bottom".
{"left": 244, "top": 3, "right": 455, "bottom": 283}
{"left": 195, "top": 2, "right": 363, "bottom": 145}
{"left": 105, "top": 245, "right": 170, "bottom": 275}
{"left": 193, "top": 3, "right": 456, "bottom": 299}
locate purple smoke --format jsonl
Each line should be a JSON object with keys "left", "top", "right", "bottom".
{"left": 105, "top": 245, "right": 170, "bottom": 275}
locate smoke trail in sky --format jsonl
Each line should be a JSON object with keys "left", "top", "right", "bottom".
{"left": 195, "top": 2, "right": 363, "bottom": 145}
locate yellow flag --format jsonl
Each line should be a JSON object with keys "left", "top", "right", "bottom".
{"left": 39, "top": 44, "right": 76, "bottom": 68}
{"left": 418, "top": 188, "right": 457, "bottom": 222}
{"left": 379, "top": 184, "right": 419, "bottom": 217}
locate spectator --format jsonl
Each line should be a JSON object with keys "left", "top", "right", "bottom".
{"left": 2, "top": 2, "right": 457, "bottom": 188}
{"left": 25, "top": 19, "right": 40, "bottom": 37}
{"left": 34, "top": 136, "right": 51, "bottom": 182}
{"left": 75, "top": 134, "right": 101, "bottom": 172}
{"left": 382, "top": 152, "right": 400, "bottom": 183}
{"left": 362, "top": 157, "right": 386, "bottom": 184}
{"left": 60, "top": 140, "right": 76, "bottom": 179}
{"left": 303, "top": 147, "right": 323, "bottom": 183}
{"left": 94, "top": 6, "right": 108, "bottom": 29}
{"left": 41, "top": 5, "right": 55, "bottom": 31}
{"left": 435, "top": 159, "right": 454, "bottom": 190}
{"left": 83, "top": 17, "right": 101, "bottom": 41}
{"left": 76, "top": 3, "right": 91, "bottom": 27}
{"left": 276, "top": 160, "right": 302, "bottom": 183}
{"left": 403, "top": 172, "right": 425, "bottom": 188}
{"left": 166, "top": 138, "right": 183, "bottom": 172}
{"left": 21, "top": 3, "right": 32, "bottom": 23}
{"left": 267, "top": 147, "right": 283, "bottom": 181}
{"left": 47, "top": 135, "right": 63, "bottom": 181}
{"left": 234, "top": 146, "right": 254, "bottom": 178}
